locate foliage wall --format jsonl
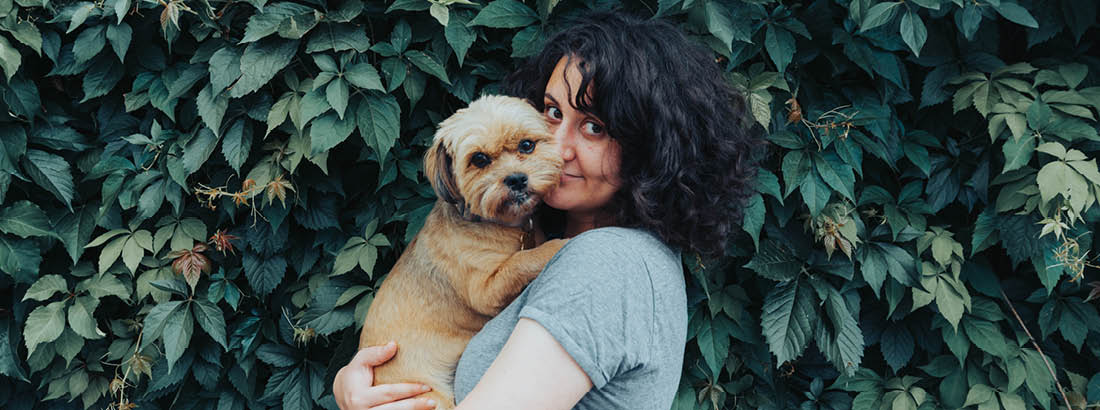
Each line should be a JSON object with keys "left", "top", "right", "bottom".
{"left": 0, "top": 0, "right": 1099, "bottom": 408}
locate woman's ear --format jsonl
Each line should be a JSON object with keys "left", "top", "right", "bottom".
{"left": 423, "top": 137, "right": 461, "bottom": 205}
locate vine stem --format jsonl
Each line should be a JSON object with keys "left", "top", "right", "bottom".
{"left": 999, "top": 288, "right": 1074, "bottom": 410}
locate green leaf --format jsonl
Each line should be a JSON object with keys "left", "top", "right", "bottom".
{"left": 782, "top": 150, "right": 810, "bottom": 197}
{"left": 765, "top": 24, "right": 795, "bottom": 73}
{"left": 445, "top": 10, "right": 476, "bottom": 65}
{"left": 696, "top": 317, "right": 730, "bottom": 378}
{"left": 1022, "top": 349, "right": 1053, "bottom": 400}
{"left": 0, "top": 318, "right": 29, "bottom": 382}
{"left": 405, "top": 50, "right": 450, "bottom": 85}
{"left": 162, "top": 302, "right": 194, "bottom": 373}
{"left": 325, "top": 78, "right": 349, "bottom": 119}
{"left": 468, "top": 0, "right": 539, "bottom": 28}
{"left": 357, "top": 93, "right": 401, "bottom": 163}
{"left": 429, "top": 3, "right": 449, "bottom": 25}
{"left": 21, "top": 149, "right": 74, "bottom": 211}
{"left": 800, "top": 171, "right": 831, "bottom": 217}
{"left": 78, "top": 272, "right": 131, "bottom": 300}
{"left": 196, "top": 83, "right": 229, "bottom": 137}
{"left": 345, "top": 63, "right": 384, "bottom": 91}
{"left": 23, "top": 275, "right": 67, "bottom": 301}
{"left": 72, "top": 25, "right": 105, "bottom": 65}
{"left": 962, "top": 317, "right": 1007, "bottom": 358}
{"left": 744, "top": 240, "right": 801, "bottom": 281}
{"left": 209, "top": 47, "right": 243, "bottom": 93}
{"left": 23, "top": 301, "right": 66, "bottom": 357}
{"left": 191, "top": 300, "right": 228, "bottom": 350}
{"left": 105, "top": 22, "right": 131, "bottom": 62}
{"left": 1036, "top": 161, "right": 1072, "bottom": 204}
{"left": 0, "top": 235, "right": 41, "bottom": 283}
{"left": 80, "top": 55, "right": 124, "bottom": 102}
{"left": 6, "top": 19, "right": 42, "bottom": 56}
{"left": 880, "top": 324, "right": 913, "bottom": 372}
{"left": 963, "top": 383, "right": 994, "bottom": 407}
{"left": 222, "top": 119, "right": 253, "bottom": 174}
{"left": 0, "top": 36, "right": 21, "bottom": 82}
{"left": 309, "top": 112, "right": 355, "bottom": 155}
{"left": 761, "top": 279, "right": 816, "bottom": 365}
{"left": 0, "top": 200, "right": 52, "bottom": 238}
{"left": 993, "top": 2, "right": 1038, "bottom": 28}
{"left": 67, "top": 296, "right": 104, "bottom": 339}
{"left": 66, "top": 2, "right": 95, "bottom": 33}
{"left": 818, "top": 288, "right": 864, "bottom": 375}
{"left": 140, "top": 300, "right": 182, "bottom": 352}
{"left": 511, "top": 24, "right": 543, "bottom": 58}
{"left": 97, "top": 236, "right": 126, "bottom": 273}
{"left": 231, "top": 39, "right": 299, "bottom": 98}
{"left": 243, "top": 252, "right": 286, "bottom": 296}
{"left": 183, "top": 129, "right": 219, "bottom": 176}
{"left": 741, "top": 194, "right": 765, "bottom": 249}
{"left": 242, "top": 2, "right": 318, "bottom": 43}
{"left": 120, "top": 236, "right": 144, "bottom": 274}
{"left": 306, "top": 23, "right": 370, "bottom": 53}
{"left": 814, "top": 154, "right": 853, "bottom": 201}
{"left": 860, "top": 2, "right": 901, "bottom": 32}
{"left": 1001, "top": 133, "right": 1035, "bottom": 174}
{"left": 703, "top": 0, "right": 736, "bottom": 51}
{"left": 930, "top": 235, "right": 954, "bottom": 266}
{"left": 899, "top": 10, "right": 927, "bottom": 56}
{"left": 935, "top": 276, "right": 967, "bottom": 330}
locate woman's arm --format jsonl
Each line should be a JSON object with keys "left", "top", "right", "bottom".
{"left": 455, "top": 318, "right": 593, "bottom": 410}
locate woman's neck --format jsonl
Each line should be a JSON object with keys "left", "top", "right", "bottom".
{"left": 564, "top": 210, "right": 611, "bottom": 238}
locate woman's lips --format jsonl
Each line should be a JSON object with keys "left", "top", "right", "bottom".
{"left": 561, "top": 173, "right": 582, "bottom": 183}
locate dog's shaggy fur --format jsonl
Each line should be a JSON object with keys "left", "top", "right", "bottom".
{"left": 359, "top": 95, "right": 565, "bottom": 408}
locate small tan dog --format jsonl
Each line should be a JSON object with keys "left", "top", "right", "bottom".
{"left": 359, "top": 95, "right": 566, "bottom": 408}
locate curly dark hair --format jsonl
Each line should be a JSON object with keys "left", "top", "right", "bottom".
{"left": 503, "top": 11, "right": 759, "bottom": 257}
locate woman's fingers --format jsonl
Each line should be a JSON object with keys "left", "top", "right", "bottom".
{"left": 363, "top": 383, "right": 433, "bottom": 405}
{"left": 352, "top": 342, "right": 399, "bottom": 368}
{"left": 367, "top": 398, "right": 438, "bottom": 410}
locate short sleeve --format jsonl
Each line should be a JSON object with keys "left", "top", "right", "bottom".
{"left": 517, "top": 228, "right": 668, "bottom": 388}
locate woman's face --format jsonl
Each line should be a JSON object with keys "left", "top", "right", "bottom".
{"left": 541, "top": 57, "right": 622, "bottom": 217}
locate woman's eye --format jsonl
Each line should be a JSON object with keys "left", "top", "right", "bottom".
{"left": 471, "top": 152, "right": 491, "bottom": 168}
{"left": 518, "top": 140, "right": 536, "bottom": 154}
{"left": 583, "top": 121, "right": 604, "bottom": 135}
{"left": 545, "top": 106, "right": 562, "bottom": 120}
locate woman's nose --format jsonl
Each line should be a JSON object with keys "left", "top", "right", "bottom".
{"left": 552, "top": 124, "right": 576, "bottom": 161}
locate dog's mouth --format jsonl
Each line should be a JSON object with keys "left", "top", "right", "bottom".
{"left": 498, "top": 190, "right": 539, "bottom": 216}
{"left": 507, "top": 190, "right": 534, "bottom": 207}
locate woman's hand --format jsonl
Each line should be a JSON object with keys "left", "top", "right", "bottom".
{"left": 333, "top": 342, "right": 438, "bottom": 410}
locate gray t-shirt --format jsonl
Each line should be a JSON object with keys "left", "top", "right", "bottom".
{"left": 454, "top": 227, "right": 687, "bottom": 409}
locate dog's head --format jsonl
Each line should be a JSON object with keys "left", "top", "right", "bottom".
{"left": 424, "top": 95, "right": 562, "bottom": 226}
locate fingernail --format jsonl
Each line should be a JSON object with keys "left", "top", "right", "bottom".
{"left": 422, "top": 384, "right": 432, "bottom": 391}
{"left": 387, "top": 341, "right": 396, "bottom": 347}
{"left": 427, "top": 399, "right": 437, "bottom": 406}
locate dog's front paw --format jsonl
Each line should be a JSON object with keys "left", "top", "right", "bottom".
{"left": 537, "top": 238, "right": 568, "bottom": 257}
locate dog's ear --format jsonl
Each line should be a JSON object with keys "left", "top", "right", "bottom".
{"left": 423, "top": 137, "right": 461, "bottom": 205}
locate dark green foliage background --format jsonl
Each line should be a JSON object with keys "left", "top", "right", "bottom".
{"left": 1, "top": 0, "right": 1099, "bottom": 408}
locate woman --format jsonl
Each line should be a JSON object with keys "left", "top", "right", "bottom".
{"left": 333, "top": 11, "right": 757, "bottom": 410}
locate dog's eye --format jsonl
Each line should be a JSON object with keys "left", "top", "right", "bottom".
{"left": 470, "top": 152, "right": 491, "bottom": 168}
{"left": 518, "top": 140, "right": 536, "bottom": 154}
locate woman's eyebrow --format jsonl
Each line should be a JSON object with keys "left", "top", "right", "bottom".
{"left": 543, "top": 94, "right": 560, "bottom": 105}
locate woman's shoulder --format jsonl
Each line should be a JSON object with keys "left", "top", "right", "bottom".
{"left": 542, "top": 227, "right": 681, "bottom": 282}
{"left": 570, "top": 226, "right": 673, "bottom": 251}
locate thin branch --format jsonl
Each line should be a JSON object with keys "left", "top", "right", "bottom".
{"left": 999, "top": 288, "right": 1074, "bottom": 410}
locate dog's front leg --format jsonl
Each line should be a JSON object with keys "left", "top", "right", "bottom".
{"left": 464, "top": 239, "right": 567, "bottom": 316}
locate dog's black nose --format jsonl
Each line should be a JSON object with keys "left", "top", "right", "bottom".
{"left": 504, "top": 173, "right": 528, "bottom": 191}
